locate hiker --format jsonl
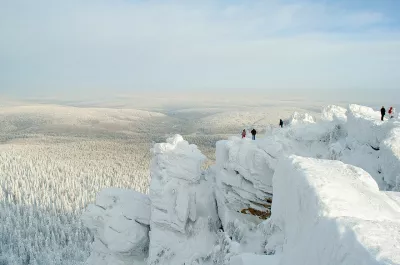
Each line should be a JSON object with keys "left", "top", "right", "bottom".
{"left": 388, "top": 107, "right": 394, "bottom": 118}
{"left": 251, "top": 128, "right": 257, "bottom": 140}
{"left": 242, "top": 129, "right": 246, "bottom": 138}
{"left": 380, "top": 106, "right": 386, "bottom": 121}
{"left": 279, "top": 119, "right": 283, "bottom": 128}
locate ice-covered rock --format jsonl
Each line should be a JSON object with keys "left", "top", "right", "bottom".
{"left": 148, "top": 134, "right": 220, "bottom": 265}
{"left": 82, "top": 188, "right": 150, "bottom": 265}
{"left": 346, "top": 104, "right": 396, "bottom": 146}
{"left": 321, "top": 105, "right": 347, "bottom": 122}
{"left": 379, "top": 127, "right": 400, "bottom": 190}
{"left": 219, "top": 104, "right": 400, "bottom": 191}
{"left": 271, "top": 156, "right": 400, "bottom": 265}
{"left": 215, "top": 138, "right": 274, "bottom": 227}
{"left": 82, "top": 104, "right": 400, "bottom": 265}
{"left": 288, "top": 111, "right": 315, "bottom": 125}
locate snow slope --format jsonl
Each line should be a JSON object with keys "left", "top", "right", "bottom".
{"left": 83, "top": 104, "right": 400, "bottom": 265}
{"left": 271, "top": 156, "right": 400, "bottom": 265}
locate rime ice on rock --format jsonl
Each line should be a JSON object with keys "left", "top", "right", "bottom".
{"left": 288, "top": 111, "right": 315, "bottom": 125}
{"left": 215, "top": 139, "right": 275, "bottom": 226}
{"left": 82, "top": 188, "right": 150, "bottom": 265}
{"left": 82, "top": 104, "right": 400, "bottom": 265}
{"left": 148, "top": 134, "right": 220, "bottom": 265}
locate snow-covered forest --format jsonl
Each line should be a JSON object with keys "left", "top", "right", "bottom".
{"left": 0, "top": 103, "right": 311, "bottom": 264}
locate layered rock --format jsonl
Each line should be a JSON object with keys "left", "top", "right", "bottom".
{"left": 214, "top": 139, "right": 275, "bottom": 227}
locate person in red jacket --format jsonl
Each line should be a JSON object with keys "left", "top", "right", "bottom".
{"left": 242, "top": 129, "right": 246, "bottom": 138}
{"left": 388, "top": 107, "right": 393, "bottom": 118}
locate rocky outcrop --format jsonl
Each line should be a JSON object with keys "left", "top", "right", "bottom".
{"left": 82, "top": 188, "right": 150, "bottom": 265}
{"left": 148, "top": 135, "right": 220, "bottom": 265}
{"left": 214, "top": 139, "right": 275, "bottom": 227}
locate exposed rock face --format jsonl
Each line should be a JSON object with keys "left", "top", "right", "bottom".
{"left": 148, "top": 135, "right": 220, "bottom": 265}
{"left": 82, "top": 188, "right": 150, "bottom": 265}
{"left": 214, "top": 139, "right": 275, "bottom": 227}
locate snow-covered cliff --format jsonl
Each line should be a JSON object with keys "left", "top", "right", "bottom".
{"left": 148, "top": 135, "right": 220, "bottom": 265}
{"left": 83, "top": 104, "right": 400, "bottom": 265}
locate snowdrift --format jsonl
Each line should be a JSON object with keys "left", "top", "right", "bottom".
{"left": 271, "top": 156, "right": 400, "bottom": 265}
{"left": 83, "top": 104, "right": 400, "bottom": 265}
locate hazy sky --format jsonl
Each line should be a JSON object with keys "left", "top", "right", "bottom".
{"left": 1, "top": 0, "right": 400, "bottom": 99}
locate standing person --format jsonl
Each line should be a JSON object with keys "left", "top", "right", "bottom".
{"left": 279, "top": 119, "right": 283, "bottom": 128}
{"left": 381, "top": 106, "right": 386, "bottom": 121}
{"left": 242, "top": 129, "right": 246, "bottom": 138}
{"left": 251, "top": 128, "right": 257, "bottom": 140}
{"left": 388, "top": 107, "right": 393, "bottom": 118}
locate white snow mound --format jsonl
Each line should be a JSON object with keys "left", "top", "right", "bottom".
{"left": 82, "top": 188, "right": 150, "bottom": 265}
{"left": 271, "top": 156, "right": 400, "bottom": 265}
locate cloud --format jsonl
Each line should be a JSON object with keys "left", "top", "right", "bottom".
{"left": 0, "top": 0, "right": 399, "bottom": 98}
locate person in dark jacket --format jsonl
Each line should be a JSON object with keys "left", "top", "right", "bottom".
{"left": 381, "top": 106, "right": 386, "bottom": 121}
{"left": 251, "top": 128, "right": 257, "bottom": 140}
{"left": 279, "top": 119, "right": 283, "bottom": 128}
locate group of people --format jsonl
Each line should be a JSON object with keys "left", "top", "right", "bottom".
{"left": 242, "top": 129, "right": 257, "bottom": 140}
{"left": 241, "top": 119, "right": 284, "bottom": 140}
{"left": 380, "top": 106, "right": 396, "bottom": 121}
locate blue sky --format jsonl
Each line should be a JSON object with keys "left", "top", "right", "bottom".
{"left": 0, "top": 0, "right": 399, "bottom": 99}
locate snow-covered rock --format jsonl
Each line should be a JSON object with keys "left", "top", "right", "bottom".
{"left": 379, "top": 127, "right": 400, "bottom": 190}
{"left": 346, "top": 104, "right": 396, "bottom": 146}
{"left": 82, "top": 104, "right": 400, "bottom": 265}
{"left": 321, "top": 105, "right": 347, "bottom": 122}
{"left": 271, "top": 156, "right": 400, "bottom": 265}
{"left": 288, "top": 111, "right": 315, "bottom": 125}
{"left": 215, "top": 138, "right": 274, "bottom": 227}
{"left": 148, "top": 134, "right": 220, "bottom": 265}
{"left": 82, "top": 188, "right": 150, "bottom": 265}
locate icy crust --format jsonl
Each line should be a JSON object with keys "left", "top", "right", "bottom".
{"left": 148, "top": 135, "right": 220, "bottom": 265}
{"left": 271, "top": 156, "right": 400, "bottom": 265}
{"left": 215, "top": 139, "right": 274, "bottom": 227}
{"left": 82, "top": 188, "right": 150, "bottom": 265}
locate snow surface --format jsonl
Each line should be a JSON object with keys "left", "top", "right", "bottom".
{"left": 271, "top": 156, "right": 400, "bottom": 265}
{"left": 83, "top": 104, "right": 400, "bottom": 265}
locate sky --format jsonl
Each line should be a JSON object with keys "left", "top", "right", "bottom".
{"left": 0, "top": 0, "right": 400, "bottom": 100}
